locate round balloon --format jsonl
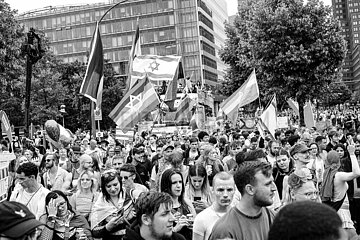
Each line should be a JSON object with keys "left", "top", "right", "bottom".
{"left": 45, "top": 120, "right": 60, "bottom": 142}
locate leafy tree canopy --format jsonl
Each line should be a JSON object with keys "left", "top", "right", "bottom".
{"left": 220, "top": 0, "right": 346, "bottom": 125}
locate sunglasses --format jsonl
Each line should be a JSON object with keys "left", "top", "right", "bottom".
{"left": 45, "top": 159, "right": 54, "bottom": 162}
{"left": 120, "top": 175, "right": 134, "bottom": 180}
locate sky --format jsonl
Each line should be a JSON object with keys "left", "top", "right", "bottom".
{"left": 6, "top": 0, "right": 334, "bottom": 16}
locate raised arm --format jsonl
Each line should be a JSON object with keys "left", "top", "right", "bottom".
{"left": 336, "top": 145, "right": 360, "bottom": 182}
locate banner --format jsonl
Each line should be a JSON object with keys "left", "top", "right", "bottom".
{"left": 0, "top": 153, "right": 15, "bottom": 202}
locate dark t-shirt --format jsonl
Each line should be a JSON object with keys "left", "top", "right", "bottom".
{"left": 208, "top": 207, "right": 275, "bottom": 240}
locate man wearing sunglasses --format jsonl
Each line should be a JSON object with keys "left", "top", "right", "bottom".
{"left": 120, "top": 164, "right": 148, "bottom": 198}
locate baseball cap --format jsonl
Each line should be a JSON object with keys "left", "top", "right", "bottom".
{"left": 0, "top": 201, "right": 43, "bottom": 238}
{"left": 133, "top": 147, "right": 145, "bottom": 154}
{"left": 290, "top": 143, "right": 310, "bottom": 156}
{"left": 163, "top": 145, "right": 175, "bottom": 151}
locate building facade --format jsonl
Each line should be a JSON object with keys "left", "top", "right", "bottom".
{"left": 16, "top": 0, "right": 228, "bottom": 88}
{"left": 332, "top": 0, "right": 360, "bottom": 92}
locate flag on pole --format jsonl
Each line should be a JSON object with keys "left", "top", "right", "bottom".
{"left": 80, "top": 22, "right": 103, "bottom": 102}
{"left": 164, "top": 67, "right": 179, "bottom": 111}
{"left": 220, "top": 69, "right": 259, "bottom": 123}
{"left": 128, "top": 18, "right": 142, "bottom": 90}
{"left": 304, "top": 100, "right": 316, "bottom": 128}
{"left": 109, "top": 75, "right": 160, "bottom": 132}
{"left": 258, "top": 95, "right": 277, "bottom": 139}
{"left": 174, "top": 95, "right": 195, "bottom": 122}
{"left": 287, "top": 98, "right": 299, "bottom": 116}
{"left": 130, "top": 55, "right": 184, "bottom": 84}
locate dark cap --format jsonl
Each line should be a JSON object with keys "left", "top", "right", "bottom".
{"left": 290, "top": 143, "right": 310, "bottom": 156}
{"left": 71, "top": 145, "right": 82, "bottom": 154}
{"left": 133, "top": 147, "right": 145, "bottom": 154}
{"left": 163, "top": 145, "right": 175, "bottom": 151}
{"left": 0, "top": 201, "right": 43, "bottom": 238}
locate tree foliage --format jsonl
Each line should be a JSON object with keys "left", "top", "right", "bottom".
{"left": 220, "top": 0, "right": 346, "bottom": 125}
{"left": 0, "top": 3, "right": 126, "bottom": 133}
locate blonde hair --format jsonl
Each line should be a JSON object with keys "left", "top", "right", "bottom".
{"left": 77, "top": 170, "right": 97, "bottom": 193}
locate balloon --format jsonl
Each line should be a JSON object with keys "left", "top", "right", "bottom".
{"left": 58, "top": 125, "right": 75, "bottom": 148}
{"left": 45, "top": 120, "right": 60, "bottom": 142}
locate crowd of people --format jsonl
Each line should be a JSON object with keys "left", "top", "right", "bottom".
{"left": 1, "top": 124, "right": 360, "bottom": 240}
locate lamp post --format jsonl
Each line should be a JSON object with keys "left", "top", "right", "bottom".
{"left": 59, "top": 104, "right": 66, "bottom": 127}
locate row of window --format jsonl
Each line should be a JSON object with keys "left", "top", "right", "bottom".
{"left": 203, "top": 69, "right": 218, "bottom": 82}
{"left": 43, "top": 14, "right": 175, "bottom": 42}
{"left": 199, "top": 26, "right": 215, "bottom": 43}
{"left": 22, "top": 0, "right": 174, "bottom": 29}
{"left": 51, "top": 28, "right": 177, "bottom": 55}
{"left": 349, "top": 2, "right": 360, "bottom": 7}
{"left": 202, "top": 55, "right": 217, "bottom": 69}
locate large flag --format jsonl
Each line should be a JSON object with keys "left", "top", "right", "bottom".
{"left": 109, "top": 75, "right": 160, "bottom": 131}
{"left": 128, "top": 18, "right": 142, "bottom": 90}
{"left": 287, "top": 98, "right": 299, "bottom": 116}
{"left": 164, "top": 65, "right": 179, "bottom": 111}
{"left": 130, "top": 55, "right": 184, "bottom": 85}
{"left": 174, "top": 95, "right": 195, "bottom": 122}
{"left": 80, "top": 22, "right": 103, "bottom": 102}
{"left": 258, "top": 95, "right": 277, "bottom": 139}
{"left": 304, "top": 100, "right": 316, "bottom": 128}
{"left": 220, "top": 69, "right": 259, "bottom": 123}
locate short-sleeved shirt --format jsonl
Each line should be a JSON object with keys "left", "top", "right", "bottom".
{"left": 208, "top": 206, "right": 275, "bottom": 240}
{"left": 10, "top": 185, "right": 50, "bottom": 219}
{"left": 193, "top": 206, "right": 226, "bottom": 240}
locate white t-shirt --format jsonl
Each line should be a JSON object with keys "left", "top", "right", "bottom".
{"left": 193, "top": 206, "right": 227, "bottom": 240}
{"left": 10, "top": 185, "right": 50, "bottom": 219}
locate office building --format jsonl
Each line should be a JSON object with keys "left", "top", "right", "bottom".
{"left": 16, "top": 0, "right": 228, "bottom": 88}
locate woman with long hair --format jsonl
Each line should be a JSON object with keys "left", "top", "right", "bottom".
{"left": 308, "top": 142, "right": 325, "bottom": 188}
{"left": 273, "top": 149, "right": 293, "bottom": 200}
{"left": 69, "top": 170, "right": 99, "bottom": 222}
{"left": 320, "top": 147, "right": 360, "bottom": 239}
{"left": 198, "top": 145, "right": 227, "bottom": 186}
{"left": 160, "top": 169, "right": 196, "bottom": 240}
{"left": 39, "top": 190, "right": 92, "bottom": 240}
{"left": 90, "top": 169, "right": 135, "bottom": 240}
{"left": 185, "top": 164, "right": 212, "bottom": 213}
{"left": 74, "top": 155, "right": 100, "bottom": 190}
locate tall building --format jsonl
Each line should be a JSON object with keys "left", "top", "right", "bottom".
{"left": 16, "top": 0, "right": 228, "bottom": 88}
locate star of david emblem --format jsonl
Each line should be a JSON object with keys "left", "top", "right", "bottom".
{"left": 126, "top": 94, "right": 143, "bottom": 112}
{"left": 149, "top": 60, "right": 160, "bottom": 72}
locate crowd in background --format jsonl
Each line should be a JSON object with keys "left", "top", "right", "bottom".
{"left": 1, "top": 118, "right": 360, "bottom": 240}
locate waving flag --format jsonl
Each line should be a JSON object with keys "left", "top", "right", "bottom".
{"left": 220, "top": 69, "right": 259, "bottom": 123}
{"left": 80, "top": 22, "right": 103, "bottom": 102}
{"left": 258, "top": 95, "right": 277, "bottom": 139}
{"left": 130, "top": 55, "right": 184, "bottom": 84}
{"left": 109, "top": 75, "right": 160, "bottom": 132}
{"left": 287, "top": 98, "right": 299, "bottom": 116}
{"left": 128, "top": 18, "right": 142, "bottom": 90}
{"left": 174, "top": 96, "right": 195, "bottom": 122}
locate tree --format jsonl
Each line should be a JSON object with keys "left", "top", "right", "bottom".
{"left": 220, "top": 0, "right": 346, "bottom": 126}
{"left": 0, "top": 1, "right": 25, "bottom": 126}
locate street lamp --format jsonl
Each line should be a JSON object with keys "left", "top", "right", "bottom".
{"left": 59, "top": 104, "right": 66, "bottom": 127}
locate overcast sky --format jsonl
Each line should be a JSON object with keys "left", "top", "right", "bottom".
{"left": 6, "top": 0, "right": 332, "bottom": 17}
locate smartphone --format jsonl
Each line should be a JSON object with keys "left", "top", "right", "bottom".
{"left": 194, "top": 197, "right": 201, "bottom": 202}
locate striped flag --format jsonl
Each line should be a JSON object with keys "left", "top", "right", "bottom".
{"left": 80, "top": 22, "right": 103, "bottom": 102}
{"left": 0, "top": 110, "right": 13, "bottom": 142}
{"left": 174, "top": 95, "right": 195, "bottom": 122}
{"left": 259, "top": 95, "right": 277, "bottom": 139}
{"left": 128, "top": 18, "right": 142, "bottom": 90}
{"left": 220, "top": 69, "right": 259, "bottom": 123}
{"left": 109, "top": 75, "right": 160, "bottom": 132}
{"left": 287, "top": 98, "right": 299, "bottom": 115}
{"left": 130, "top": 55, "right": 183, "bottom": 84}
{"left": 304, "top": 100, "right": 315, "bottom": 128}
